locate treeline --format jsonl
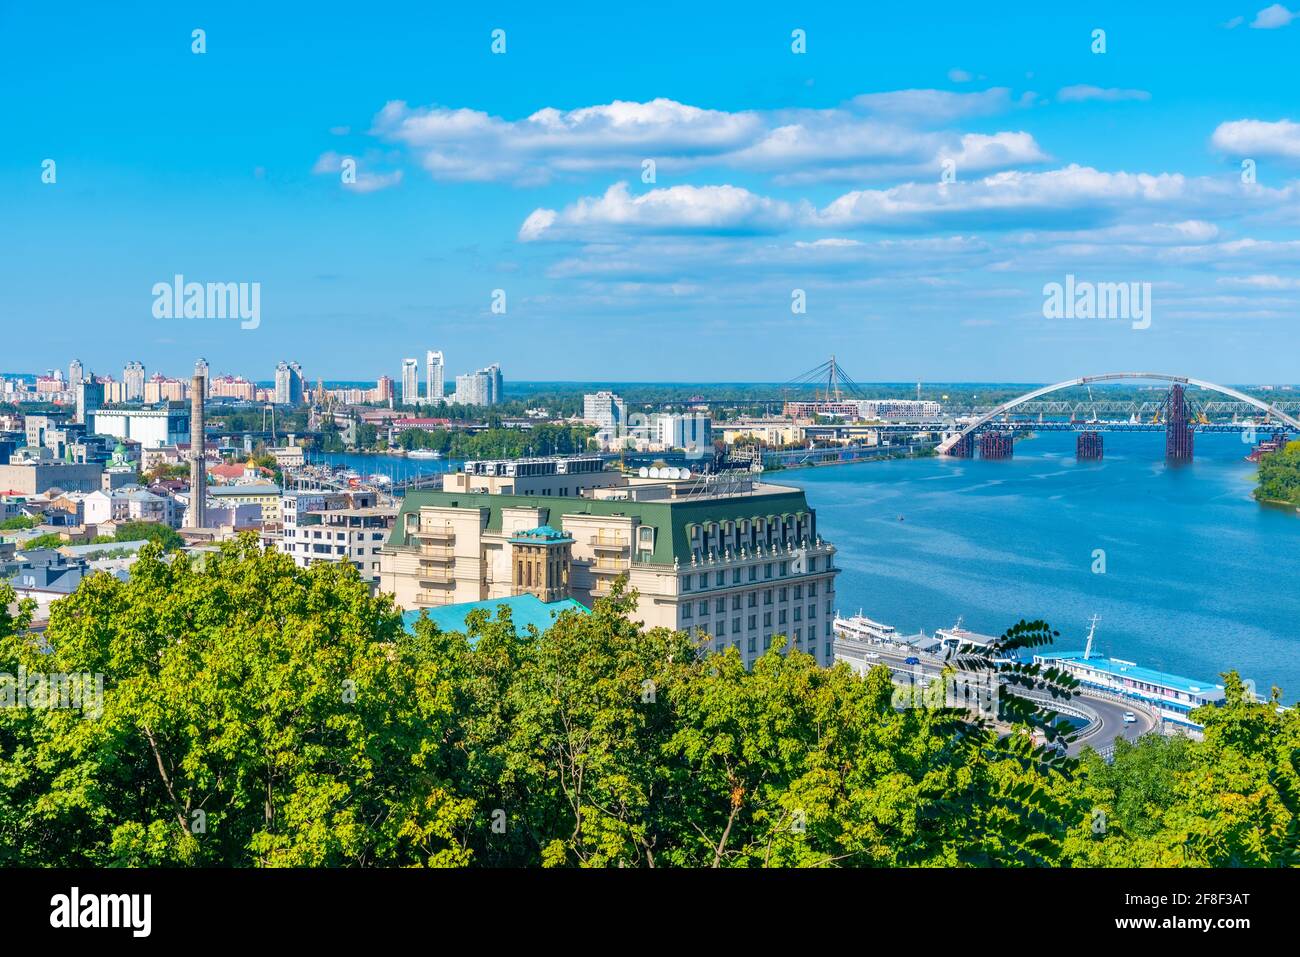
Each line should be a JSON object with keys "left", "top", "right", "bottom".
{"left": 1, "top": 540, "right": 1295, "bottom": 867}
{"left": 1255, "top": 439, "right": 1300, "bottom": 507}
{"left": 391, "top": 423, "right": 595, "bottom": 459}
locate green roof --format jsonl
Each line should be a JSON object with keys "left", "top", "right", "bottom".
{"left": 389, "top": 486, "right": 813, "bottom": 565}
{"left": 402, "top": 593, "right": 589, "bottom": 643}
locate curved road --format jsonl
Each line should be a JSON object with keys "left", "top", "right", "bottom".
{"left": 833, "top": 640, "right": 1158, "bottom": 756}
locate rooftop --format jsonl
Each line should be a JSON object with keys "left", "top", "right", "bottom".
{"left": 401, "top": 593, "right": 589, "bottom": 644}
{"left": 1039, "top": 651, "right": 1225, "bottom": 698}
{"left": 390, "top": 483, "right": 813, "bottom": 565}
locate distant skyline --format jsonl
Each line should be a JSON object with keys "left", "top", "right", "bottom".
{"left": 4, "top": 2, "right": 1300, "bottom": 381}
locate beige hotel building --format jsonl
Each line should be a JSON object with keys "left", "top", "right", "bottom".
{"left": 380, "top": 457, "right": 839, "bottom": 666}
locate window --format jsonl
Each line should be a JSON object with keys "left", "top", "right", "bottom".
{"left": 748, "top": 636, "right": 756, "bottom": 653}
{"left": 764, "top": 563, "right": 773, "bottom": 579}
{"left": 747, "top": 592, "right": 757, "bottom": 608}
{"left": 779, "top": 562, "right": 787, "bottom": 576}
{"left": 717, "top": 620, "right": 725, "bottom": 636}
{"left": 794, "top": 584, "right": 803, "bottom": 599}
{"left": 748, "top": 615, "right": 756, "bottom": 630}
{"left": 794, "top": 607, "right": 802, "bottom": 622}
{"left": 779, "top": 610, "right": 787, "bottom": 625}
{"left": 808, "top": 557, "right": 817, "bottom": 572}
{"left": 698, "top": 601, "right": 709, "bottom": 616}
{"left": 682, "top": 576, "right": 692, "bottom": 592}
{"left": 748, "top": 566, "right": 757, "bottom": 582}
{"left": 732, "top": 569, "right": 741, "bottom": 584}
{"left": 763, "top": 612, "right": 772, "bottom": 627}
{"left": 794, "top": 627, "right": 802, "bottom": 643}
{"left": 731, "top": 595, "right": 741, "bottom": 610}
{"left": 764, "top": 590, "right": 773, "bottom": 606}
{"left": 809, "top": 581, "right": 817, "bottom": 597}
{"left": 779, "top": 587, "right": 788, "bottom": 602}
{"left": 682, "top": 604, "right": 692, "bottom": 620}
{"left": 808, "top": 605, "right": 816, "bottom": 622}
{"left": 763, "top": 634, "right": 772, "bottom": 650}
{"left": 715, "top": 571, "right": 725, "bottom": 586}
{"left": 732, "top": 617, "right": 741, "bottom": 635}
{"left": 715, "top": 598, "right": 726, "bottom": 613}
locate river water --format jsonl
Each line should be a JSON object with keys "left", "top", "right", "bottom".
{"left": 783, "top": 432, "right": 1300, "bottom": 702}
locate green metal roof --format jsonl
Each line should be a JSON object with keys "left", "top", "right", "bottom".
{"left": 401, "top": 593, "right": 589, "bottom": 643}
{"left": 389, "top": 487, "right": 813, "bottom": 565}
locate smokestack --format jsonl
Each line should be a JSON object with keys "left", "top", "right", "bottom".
{"left": 190, "top": 372, "right": 207, "bottom": 529}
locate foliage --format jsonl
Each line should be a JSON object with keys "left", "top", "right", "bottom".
{"left": 1, "top": 549, "right": 1296, "bottom": 868}
{"left": 112, "top": 521, "right": 184, "bottom": 551}
{"left": 0, "top": 515, "right": 40, "bottom": 531}
{"left": 1255, "top": 439, "right": 1300, "bottom": 507}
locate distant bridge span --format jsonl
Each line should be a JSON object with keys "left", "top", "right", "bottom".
{"left": 936, "top": 373, "right": 1300, "bottom": 454}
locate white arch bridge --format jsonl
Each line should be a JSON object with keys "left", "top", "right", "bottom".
{"left": 936, "top": 372, "right": 1300, "bottom": 455}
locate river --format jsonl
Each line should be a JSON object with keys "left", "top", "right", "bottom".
{"left": 782, "top": 431, "right": 1300, "bottom": 702}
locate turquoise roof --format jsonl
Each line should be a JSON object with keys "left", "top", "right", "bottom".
{"left": 402, "top": 593, "right": 589, "bottom": 644}
{"left": 508, "top": 524, "right": 573, "bottom": 544}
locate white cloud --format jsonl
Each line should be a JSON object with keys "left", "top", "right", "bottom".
{"left": 1251, "top": 4, "right": 1297, "bottom": 28}
{"left": 519, "top": 181, "right": 803, "bottom": 241}
{"left": 1057, "top": 85, "right": 1151, "bottom": 103}
{"left": 948, "top": 68, "right": 974, "bottom": 83}
{"left": 1211, "top": 118, "right": 1300, "bottom": 160}
{"left": 523, "top": 167, "right": 1299, "bottom": 240}
{"left": 1216, "top": 273, "right": 1300, "bottom": 289}
{"left": 366, "top": 93, "right": 1040, "bottom": 185}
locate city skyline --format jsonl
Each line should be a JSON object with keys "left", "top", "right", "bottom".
{"left": 5, "top": 3, "right": 1300, "bottom": 381}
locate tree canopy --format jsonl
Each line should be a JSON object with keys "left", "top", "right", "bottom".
{"left": 1, "top": 539, "right": 1295, "bottom": 867}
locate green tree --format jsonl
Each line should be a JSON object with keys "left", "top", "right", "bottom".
{"left": 113, "top": 521, "right": 184, "bottom": 551}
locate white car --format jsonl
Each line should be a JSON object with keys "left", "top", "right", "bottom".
{"left": 1122, "top": 711, "right": 1137, "bottom": 724}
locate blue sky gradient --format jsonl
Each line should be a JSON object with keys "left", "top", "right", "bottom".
{"left": 3, "top": 1, "right": 1298, "bottom": 383}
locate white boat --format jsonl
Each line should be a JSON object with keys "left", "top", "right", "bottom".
{"left": 407, "top": 449, "right": 442, "bottom": 460}
{"left": 834, "top": 611, "right": 898, "bottom": 644}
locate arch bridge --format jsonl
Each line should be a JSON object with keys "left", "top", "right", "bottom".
{"left": 937, "top": 373, "right": 1300, "bottom": 457}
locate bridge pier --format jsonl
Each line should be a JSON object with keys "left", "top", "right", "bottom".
{"left": 979, "top": 432, "right": 1013, "bottom": 459}
{"left": 1164, "top": 384, "right": 1194, "bottom": 462}
{"left": 946, "top": 433, "right": 973, "bottom": 458}
{"left": 1077, "top": 431, "right": 1103, "bottom": 460}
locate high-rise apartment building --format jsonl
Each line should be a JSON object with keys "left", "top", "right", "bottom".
{"left": 426, "top": 350, "right": 444, "bottom": 402}
{"left": 123, "top": 361, "right": 146, "bottom": 401}
{"left": 68, "top": 360, "right": 84, "bottom": 392}
{"left": 194, "top": 358, "right": 210, "bottom": 395}
{"left": 454, "top": 371, "right": 489, "bottom": 407}
{"left": 583, "top": 391, "right": 627, "bottom": 431}
{"left": 274, "top": 361, "right": 305, "bottom": 405}
{"left": 75, "top": 375, "right": 103, "bottom": 425}
{"left": 401, "top": 359, "right": 420, "bottom": 405}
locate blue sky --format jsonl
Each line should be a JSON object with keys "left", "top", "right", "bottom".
{"left": 3, "top": 1, "right": 1299, "bottom": 384}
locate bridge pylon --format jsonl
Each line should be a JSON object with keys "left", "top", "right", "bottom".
{"left": 1163, "top": 384, "right": 1195, "bottom": 462}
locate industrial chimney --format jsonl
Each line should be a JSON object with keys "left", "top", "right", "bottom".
{"left": 190, "top": 372, "right": 207, "bottom": 528}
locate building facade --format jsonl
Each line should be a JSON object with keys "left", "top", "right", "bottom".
{"left": 279, "top": 488, "right": 396, "bottom": 584}
{"left": 380, "top": 476, "right": 839, "bottom": 666}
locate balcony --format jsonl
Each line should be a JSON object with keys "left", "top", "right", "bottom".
{"left": 413, "top": 522, "right": 454, "bottom": 542}
{"left": 417, "top": 569, "right": 455, "bottom": 585}
{"left": 419, "top": 544, "right": 454, "bottom": 559}
{"left": 588, "top": 534, "right": 629, "bottom": 551}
